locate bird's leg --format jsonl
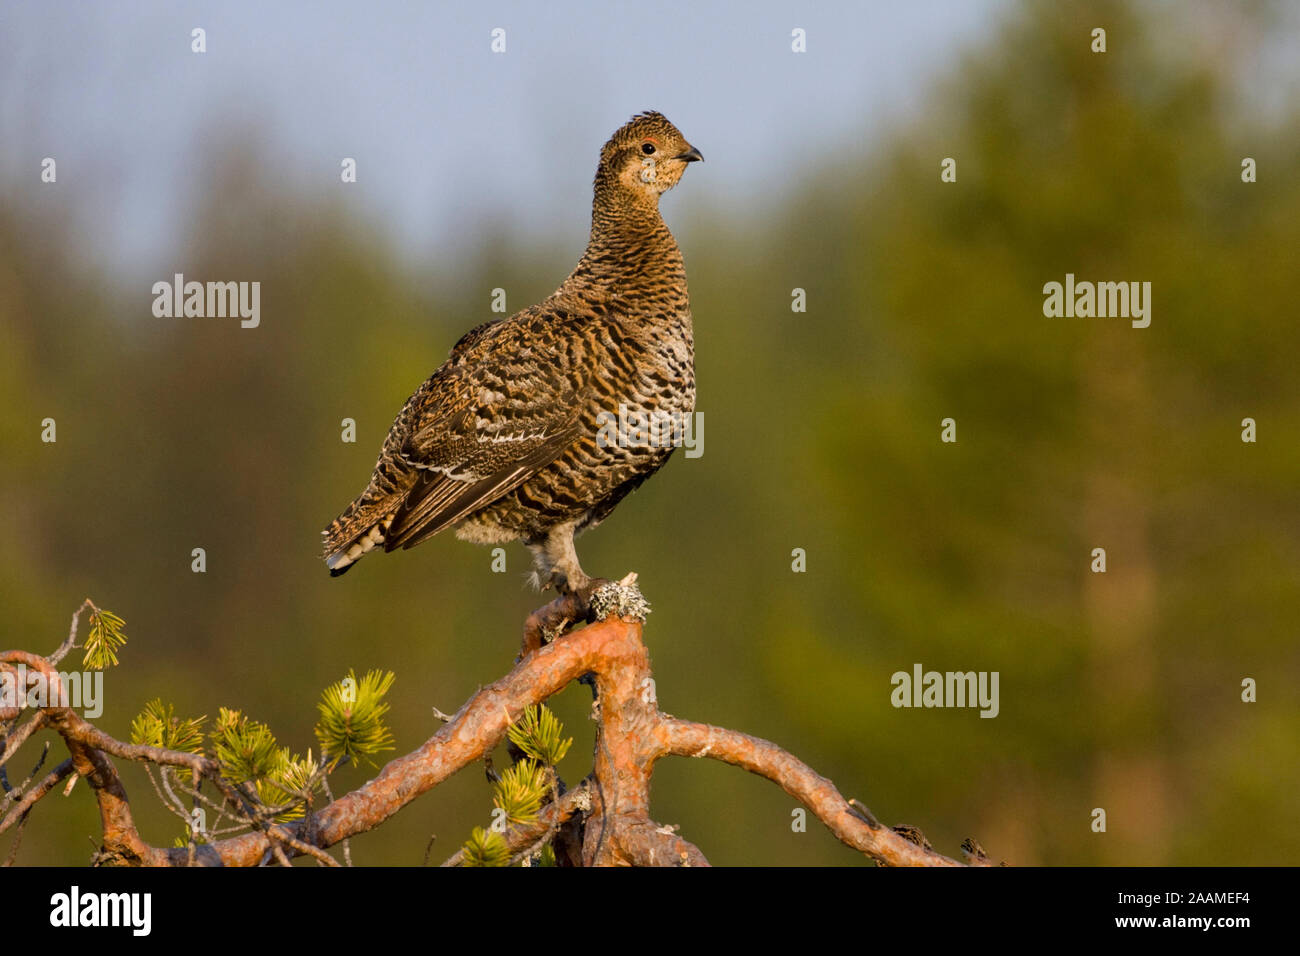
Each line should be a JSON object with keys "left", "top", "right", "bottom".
{"left": 547, "top": 521, "right": 594, "bottom": 597}
{"left": 519, "top": 525, "right": 609, "bottom": 656}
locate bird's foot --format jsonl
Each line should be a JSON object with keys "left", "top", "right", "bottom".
{"left": 518, "top": 572, "right": 649, "bottom": 658}
{"left": 520, "top": 591, "right": 586, "bottom": 658}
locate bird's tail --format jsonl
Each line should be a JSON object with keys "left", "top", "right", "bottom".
{"left": 322, "top": 508, "right": 393, "bottom": 577}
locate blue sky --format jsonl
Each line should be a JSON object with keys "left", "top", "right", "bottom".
{"left": 1, "top": 1, "right": 1018, "bottom": 278}
{"left": 4, "top": 1, "right": 1297, "bottom": 282}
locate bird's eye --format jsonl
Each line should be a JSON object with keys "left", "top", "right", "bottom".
{"left": 641, "top": 142, "right": 656, "bottom": 155}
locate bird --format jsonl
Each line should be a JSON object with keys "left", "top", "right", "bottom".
{"left": 321, "top": 111, "right": 702, "bottom": 602}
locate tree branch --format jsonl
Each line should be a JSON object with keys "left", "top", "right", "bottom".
{"left": 1, "top": 594, "right": 987, "bottom": 866}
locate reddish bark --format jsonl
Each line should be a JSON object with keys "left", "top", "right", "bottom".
{"left": 2, "top": 608, "right": 977, "bottom": 867}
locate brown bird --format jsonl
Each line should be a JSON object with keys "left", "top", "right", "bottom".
{"left": 322, "top": 111, "right": 701, "bottom": 599}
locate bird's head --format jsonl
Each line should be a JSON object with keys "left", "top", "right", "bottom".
{"left": 597, "top": 111, "right": 703, "bottom": 201}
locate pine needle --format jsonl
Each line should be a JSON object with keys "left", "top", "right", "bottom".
{"left": 461, "top": 826, "right": 509, "bottom": 867}
{"left": 129, "top": 699, "right": 206, "bottom": 753}
{"left": 506, "top": 704, "right": 573, "bottom": 767}
{"left": 314, "top": 669, "right": 396, "bottom": 768}
{"left": 210, "top": 708, "right": 282, "bottom": 783}
{"left": 492, "top": 758, "right": 549, "bottom": 825}
{"left": 82, "top": 605, "right": 127, "bottom": 671}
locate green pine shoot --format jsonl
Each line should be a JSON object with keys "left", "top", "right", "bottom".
{"left": 493, "top": 758, "right": 549, "bottom": 825}
{"left": 82, "top": 605, "right": 127, "bottom": 671}
{"left": 129, "top": 698, "right": 206, "bottom": 753}
{"left": 210, "top": 708, "right": 282, "bottom": 784}
{"left": 314, "top": 669, "right": 396, "bottom": 768}
{"left": 461, "top": 826, "right": 509, "bottom": 867}
{"left": 506, "top": 704, "right": 573, "bottom": 767}
{"left": 256, "top": 748, "right": 322, "bottom": 821}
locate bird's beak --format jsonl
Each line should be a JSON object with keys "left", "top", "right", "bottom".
{"left": 675, "top": 146, "right": 704, "bottom": 163}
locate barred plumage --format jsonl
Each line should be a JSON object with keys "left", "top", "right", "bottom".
{"left": 322, "top": 112, "right": 702, "bottom": 592}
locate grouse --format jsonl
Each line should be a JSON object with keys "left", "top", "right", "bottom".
{"left": 322, "top": 111, "right": 702, "bottom": 597}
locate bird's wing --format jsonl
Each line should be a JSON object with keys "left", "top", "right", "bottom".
{"left": 382, "top": 312, "right": 586, "bottom": 551}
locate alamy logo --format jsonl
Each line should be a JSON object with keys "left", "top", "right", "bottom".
{"left": 151, "top": 274, "right": 260, "bottom": 328}
{"left": 1042, "top": 273, "right": 1151, "bottom": 328}
{"left": 595, "top": 404, "right": 703, "bottom": 458}
{"left": 1, "top": 663, "right": 103, "bottom": 718}
{"left": 49, "top": 886, "right": 151, "bottom": 936}
{"left": 891, "top": 663, "right": 999, "bottom": 718}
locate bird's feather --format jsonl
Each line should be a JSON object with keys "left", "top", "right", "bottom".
{"left": 384, "top": 423, "right": 580, "bottom": 550}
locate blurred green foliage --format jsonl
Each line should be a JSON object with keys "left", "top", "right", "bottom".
{"left": 2, "top": 2, "right": 1297, "bottom": 864}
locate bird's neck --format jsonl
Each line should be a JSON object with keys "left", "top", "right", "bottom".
{"left": 564, "top": 181, "right": 685, "bottom": 293}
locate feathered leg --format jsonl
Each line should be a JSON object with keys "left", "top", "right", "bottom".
{"left": 520, "top": 523, "right": 611, "bottom": 656}
{"left": 525, "top": 521, "right": 593, "bottom": 595}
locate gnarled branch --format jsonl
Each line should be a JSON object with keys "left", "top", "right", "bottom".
{"left": 1, "top": 597, "right": 986, "bottom": 866}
